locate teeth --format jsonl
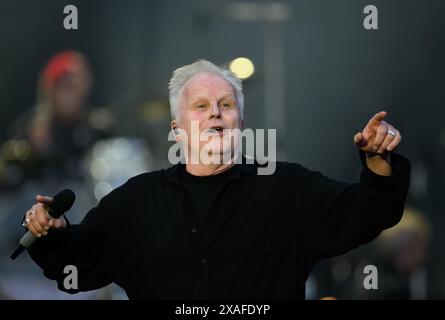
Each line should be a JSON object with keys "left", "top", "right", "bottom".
{"left": 206, "top": 127, "right": 224, "bottom": 135}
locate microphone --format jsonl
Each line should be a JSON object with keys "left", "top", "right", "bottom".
{"left": 10, "top": 189, "right": 76, "bottom": 260}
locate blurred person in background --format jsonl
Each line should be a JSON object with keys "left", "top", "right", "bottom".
{"left": 360, "top": 206, "right": 431, "bottom": 299}
{"left": 0, "top": 51, "right": 115, "bottom": 300}
{"left": 308, "top": 206, "right": 431, "bottom": 300}
{"left": 0, "top": 50, "right": 113, "bottom": 191}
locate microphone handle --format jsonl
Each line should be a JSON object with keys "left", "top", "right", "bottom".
{"left": 10, "top": 210, "right": 56, "bottom": 260}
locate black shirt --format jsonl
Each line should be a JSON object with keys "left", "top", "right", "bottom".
{"left": 27, "top": 153, "right": 410, "bottom": 299}
{"left": 180, "top": 165, "right": 236, "bottom": 251}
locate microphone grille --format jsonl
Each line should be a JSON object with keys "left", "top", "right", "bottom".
{"left": 50, "top": 189, "right": 76, "bottom": 218}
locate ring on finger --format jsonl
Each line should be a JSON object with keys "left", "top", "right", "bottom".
{"left": 387, "top": 129, "right": 396, "bottom": 137}
{"left": 22, "top": 216, "right": 31, "bottom": 226}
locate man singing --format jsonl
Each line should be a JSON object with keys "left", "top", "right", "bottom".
{"left": 22, "top": 60, "right": 410, "bottom": 299}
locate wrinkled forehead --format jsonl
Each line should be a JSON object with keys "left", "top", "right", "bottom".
{"left": 181, "top": 72, "right": 235, "bottom": 101}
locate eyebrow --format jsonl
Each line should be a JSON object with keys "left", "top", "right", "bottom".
{"left": 188, "top": 93, "right": 236, "bottom": 105}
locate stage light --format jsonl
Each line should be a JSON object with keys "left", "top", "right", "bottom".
{"left": 90, "top": 158, "right": 109, "bottom": 180}
{"left": 13, "top": 140, "right": 31, "bottom": 161}
{"left": 229, "top": 57, "right": 255, "bottom": 80}
{"left": 2, "top": 139, "right": 30, "bottom": 161}
{"left": 94, "top": 181, "right": 113, "bottom": 200}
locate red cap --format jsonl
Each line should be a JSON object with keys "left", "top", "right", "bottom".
{"left": 42, "top": 50, "right": 84, "bottom": 91}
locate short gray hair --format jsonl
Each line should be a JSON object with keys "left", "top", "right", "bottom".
{"left": 168, "top": 60, "right": 244, "bottom": 121}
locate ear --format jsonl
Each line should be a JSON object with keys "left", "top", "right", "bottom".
{"left": 170, "top": 120, "right": 180, "bottom": 142}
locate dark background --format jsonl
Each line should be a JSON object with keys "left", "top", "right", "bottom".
{"left": 0, "top": 0, "right": 444, "bottom": 299}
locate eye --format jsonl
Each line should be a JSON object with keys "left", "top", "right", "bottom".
{"left": 196, "top": 104, "right": 207, "bottom": 109}
{"left": 221, "top": 102, "right": 232, "bottom": 109}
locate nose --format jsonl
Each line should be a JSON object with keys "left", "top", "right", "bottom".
{"left": 209, "top": 102, "right": 221, "bottom": 119}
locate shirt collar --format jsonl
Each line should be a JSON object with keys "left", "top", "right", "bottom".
{"left": 162, "top": 156, "right": 256, "bottom": 185}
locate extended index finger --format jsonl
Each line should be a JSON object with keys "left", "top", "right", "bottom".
{"left": 368, "top": 111, "right": 388, "bottom": 126}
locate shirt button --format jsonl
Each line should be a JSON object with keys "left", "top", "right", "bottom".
{"left": 200, "top": 258, "right": 207, "bottom": 264}
{"left": 191, "top": 227, "right": 198, "bottom": 234}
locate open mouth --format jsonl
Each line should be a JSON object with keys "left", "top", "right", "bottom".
{"left": 207, "top": 126, "right": 225, "bottom": 136}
